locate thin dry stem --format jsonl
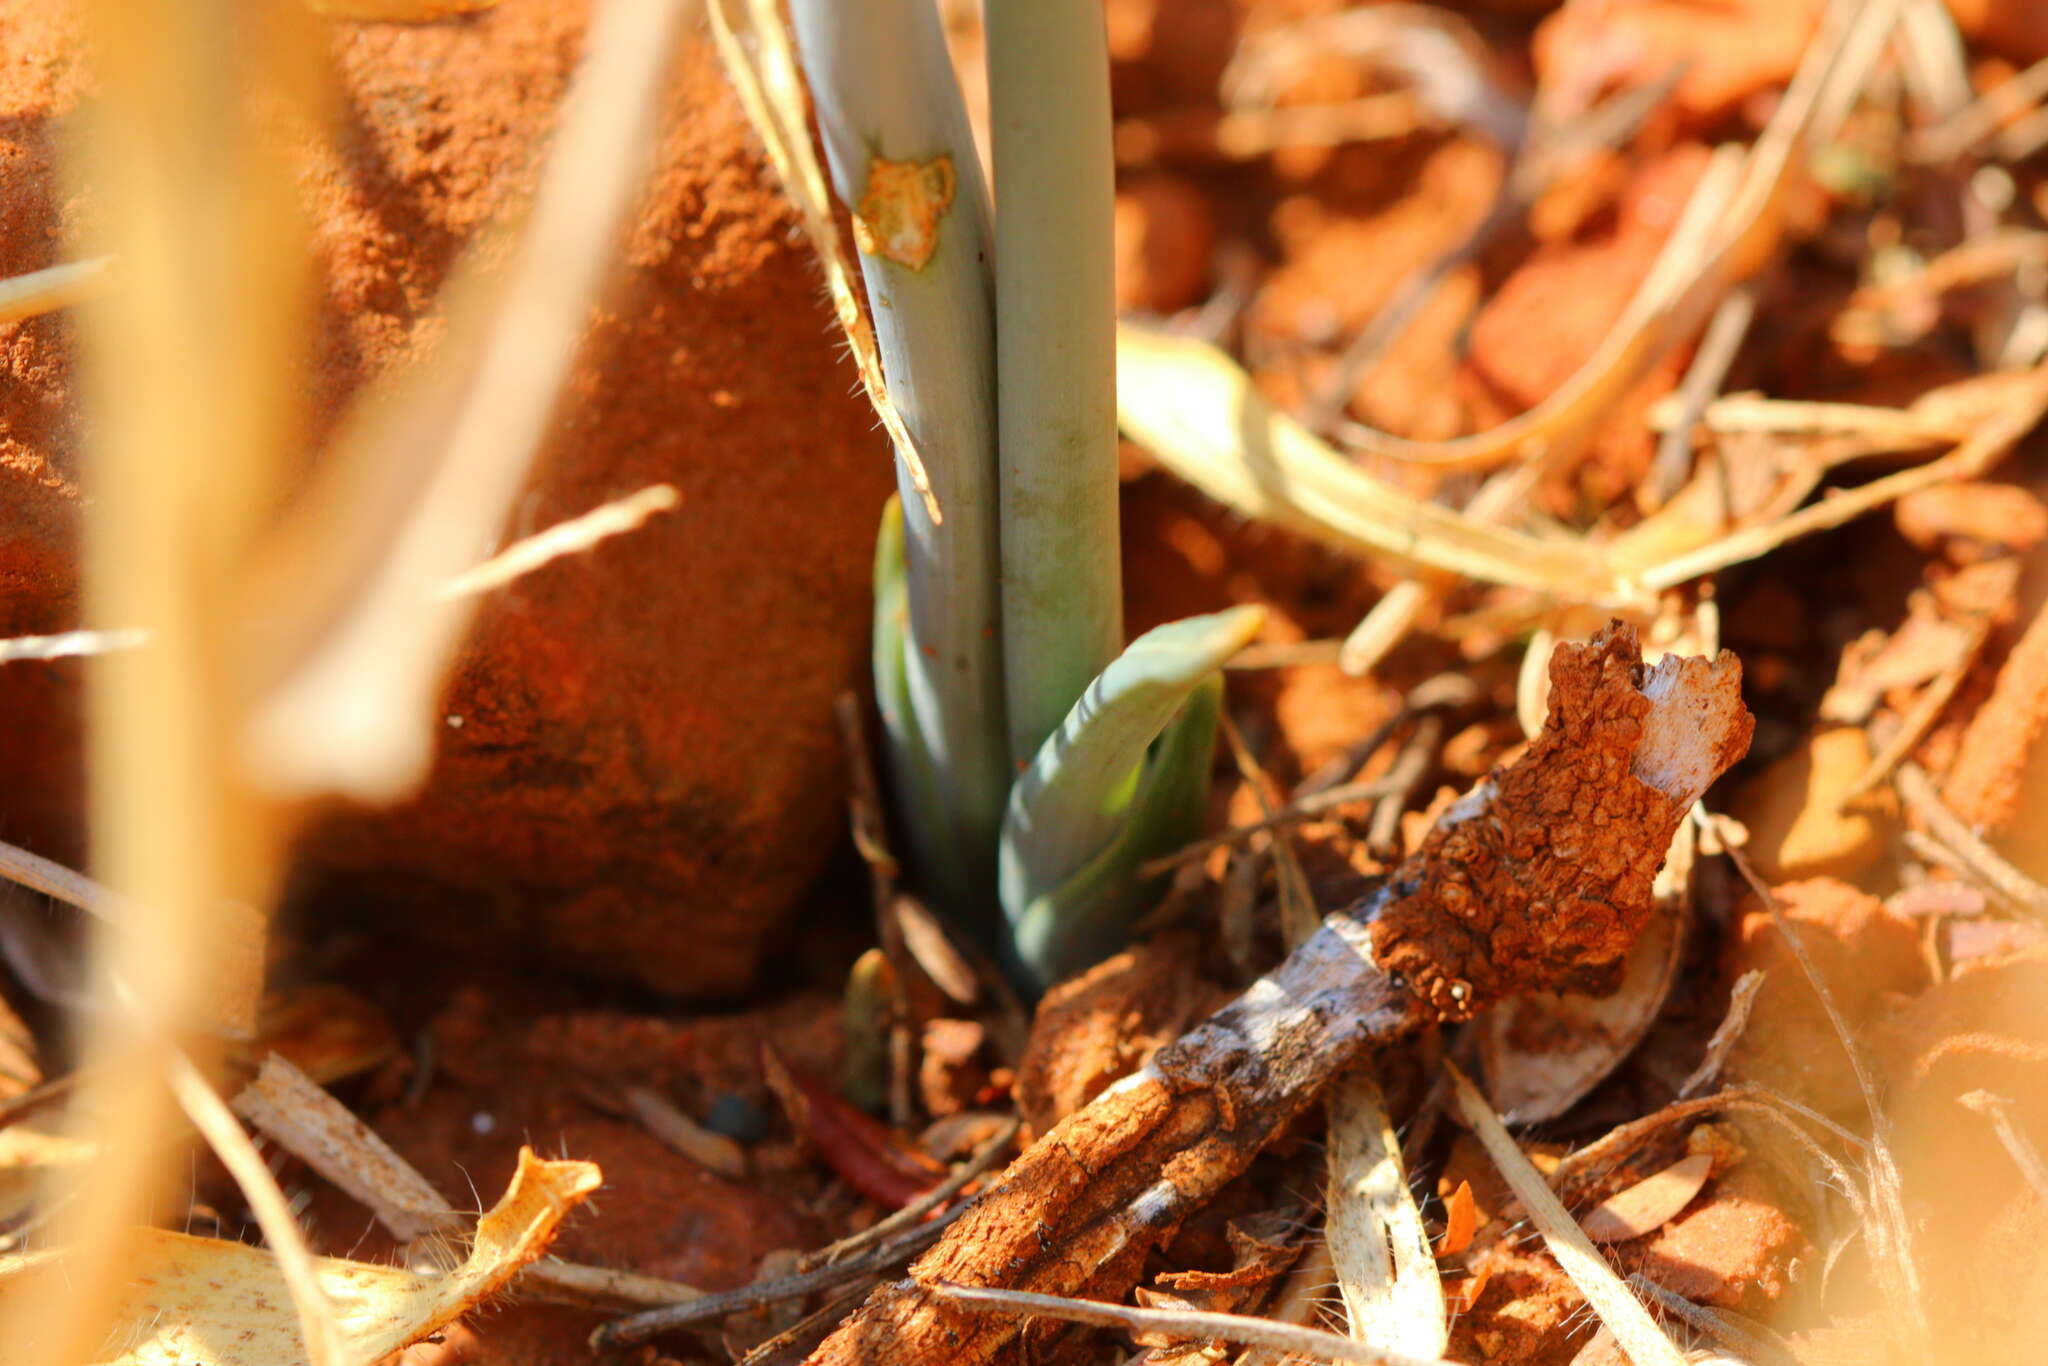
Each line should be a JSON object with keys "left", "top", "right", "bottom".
{"left": 167, "top": 1050, "right": 345, "bottom": 1366}
{"left": 1445, "top": 1063, "right": 1687, "bottom": 1366}
{"left": 0, "top": 258, "right": 111, "bottom": 325}
{"left": 438, "top": 483, "right": 679, "bottom": 601}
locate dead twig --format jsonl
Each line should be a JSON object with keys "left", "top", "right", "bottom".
{"left": 926, "top": 1281, "right": 1459, "bottom": 1366}
{"left": 1138, "top": 775, "right": 1404, "bottom": 877}
{"left": 591, "top": 1215, "right": 958, "bottom": 1349}
{"left": 1679, "top": 970, "right": 1765, "bottom": 1099}
{"left": 796, "top": 1115, "right": 1021, "bottom": 1272}
{"left": 623, "top": 1085, "right": 748, "bottom": 1181}
{"left": 1220, "top": 714, "right": 1319, "bottom": 949}
{"left": 733, "top": 1282, "right": 874, "bottom": 1366}
{"left": 1366, "top": 712, "right": 1443, "bottom": 859}
{"left": 1625, "top": 1274, "right": 1801, "bottom": 1366}
{"left": 1895, "top": 762, "right": 2048, "bottom": 923}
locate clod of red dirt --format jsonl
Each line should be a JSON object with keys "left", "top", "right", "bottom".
{"left": 0, "top": 2, "right": 896, "bottom": 996}
{"left": 1461, "top": 145, "right": 1707, "bottom": 508}
{"left": 1723, "top": 878, "right": 1929, "bottom": 1116}
{"left": 1251, "top": 137, "right": 1500, "bottom": 443}
{"left": 1617, "top": 1161, "right": 1809, "bottom": 1318}
{"left": 1013, "top": 930, "right": 1232, "bottom": 1135}
{"left": 1894, "top": 481, "right": 2048, "bottom": 558}
{"left": 1532, "top": 0, "right": 1826, "bottom": 125}
{"left": 0, "top": 1, "right": 89, "bottom": 867}
{"left": 1731, "top": 727, "right": 1892, "bottom": 883}
{"left": 1942, "top": 603, "right": 2048, "bottom": 835}
{"left": 1369, "top": 625, "right": 1751, "bottom": 1019}
{"left": 1115, "top": 175, "right": 1216, "bottom": 315}
{"left": 1450, "top": 1236, "right": 1588, "bottom": 1366}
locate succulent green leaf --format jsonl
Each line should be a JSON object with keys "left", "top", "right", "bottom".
{"left": 1004, "top": 674, "right": 1226, "bottom": 993}
{"left": 872, "top": 497, "right": 1001, "bottom": 948}
{"left": 1000, "top": 605, "right": 1264, "bottom": 990}
{"left": 986, "top": 0, "right": 1122, "bottom": 764}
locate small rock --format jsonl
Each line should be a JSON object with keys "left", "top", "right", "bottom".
{"left": 1731, "top": 727, "right": 1892, "bottom": 883}
{"left": 1533, "top": 0, "right": 1826, "bottom": 125}
{"left": 1616, "top": 1161, "right": 1808, "bottom": 1317}
{"left": 1114, "top": 175, "right": 1215, "bottom": 315}
{"left": 1723, "top": 878, "right": 1930, "bottom": 1116}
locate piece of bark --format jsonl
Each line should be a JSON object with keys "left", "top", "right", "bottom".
{"left": 798, "top": 624, "right": 1750, "bottom": 1366}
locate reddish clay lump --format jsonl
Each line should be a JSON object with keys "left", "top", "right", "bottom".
{"left": 0, "top": 0, "right": 895, "bottom": 996}
{"left": 1370, "top": 625, "right": 1752, "bottom": 1020}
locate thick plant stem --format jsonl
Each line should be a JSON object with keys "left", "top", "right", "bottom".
{"left": 789, "top": 0, "right": 1010, "bottom": 938}
{"left": 985, "top": 0, "right": 1123, "bottom": 764}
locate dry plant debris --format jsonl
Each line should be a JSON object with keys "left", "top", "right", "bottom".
{"left": 787, "top": 625, "right": 1748, "bottom": 1366}
{"left": 0, "top": 1149, "right": 598, "bottom": 1366}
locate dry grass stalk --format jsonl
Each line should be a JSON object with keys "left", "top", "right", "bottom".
{"left": 164, "top": 1052, "right": 343, "bottom": 1366}
{"left": 1444, "top": 1064, "right": 1687, "bottom": 1366}
{"left": 438, "top": 483, "right": 681, "bottom": 601}
{"left": 1636, "top": 370, "right": 2048, "bottom": 590}
{"left": 1719, "top": 832, "right": 1930, "bottom": 1351}
{"left": 704, "top": 0, "right": 937, "bottom": 522}
{"left": 3, "top": 0, "right": 324, "bottom": 1358}
{"left": 0, "top": 258, "right": 110, "bottom": 326}
{"left": 0, "top": 629, "right": 148, "bottom": 664}
{"left": 1958, "top": 1091, "right": 2048, "bottom": 1201}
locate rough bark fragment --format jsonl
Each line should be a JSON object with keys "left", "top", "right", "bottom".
{"left": 1370, "top": 624, "right": 1751, "bottom": 1018}
{"left": 808, "top": 917, "right": 1418, "bottom": 1364}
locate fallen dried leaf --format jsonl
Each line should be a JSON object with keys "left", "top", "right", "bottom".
{"left": 1437, "top": 1181, "right": 1478, "bottom": 1260}
{"left": 1580, "top": 1153, "right": 1716, "bottom": 1243}
{"left": 0, "top": 1148, "right": 598, "bottom": 1365}
{"left": 762, "top": 1045, "right": 941, "bottom": 1208}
